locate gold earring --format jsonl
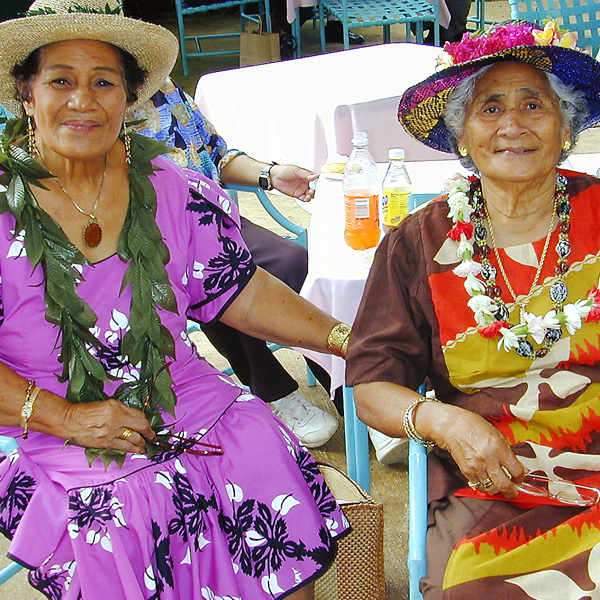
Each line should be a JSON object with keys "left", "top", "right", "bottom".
{"left": 562, "top": 140, "right": 572, "bottom": 152}
{"left": 122, "top": 123, "right": 131, "bottom": 164}
{"left": 458, "top": 145, "right": 468, "bottom": 157}
{"left": 27, "top": 116, "right": 38, "bottom": 156}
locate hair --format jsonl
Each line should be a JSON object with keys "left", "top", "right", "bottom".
{"left": 11, "top": 42, "right": 147, "bottom": 106}
{"left": 444, "top": 61, "right": 589, "bottom": 171}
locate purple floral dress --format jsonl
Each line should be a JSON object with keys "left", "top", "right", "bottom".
{"left": 0, "top": 157, "right": 348, "bottom": 600}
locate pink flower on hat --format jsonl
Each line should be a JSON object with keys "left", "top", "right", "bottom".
{"left": 443, "top": 23, "right": 537, "bottom": 66}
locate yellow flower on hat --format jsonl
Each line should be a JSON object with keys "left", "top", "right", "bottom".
{"left": 532, "top": 19, "right": 578, "bottom": 50}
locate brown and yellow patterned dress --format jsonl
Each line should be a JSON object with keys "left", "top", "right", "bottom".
{"left": 348, "top": 170, "right": 600, "bottom": 599}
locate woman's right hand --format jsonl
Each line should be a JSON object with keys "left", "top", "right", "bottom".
{"left": 61, "top": 398, "right": 156, "bottom": 454}
{"left": 417, "top": 402, "right": 526, "bottom": 499}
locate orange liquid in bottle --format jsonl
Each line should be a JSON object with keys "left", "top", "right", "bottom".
{"left": 344, "top": 190, "right": 380, "bottom": 250}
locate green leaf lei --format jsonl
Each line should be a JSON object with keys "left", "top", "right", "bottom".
{"left": 0, "top": 117, "right": 178, "bottom": 465}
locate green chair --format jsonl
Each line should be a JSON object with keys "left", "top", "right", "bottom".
{"left": 509, "top": 0, "right": 600, "bottom": 56}
{"left": 175, "top": 0, "right": 271, "bottom": 77}
{"left": 317, "top": 0, "right": 440, "bottom": 52}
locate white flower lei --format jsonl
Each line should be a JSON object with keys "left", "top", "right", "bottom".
{"left": 445, "top": 174, "right": 596, "bottom": 354}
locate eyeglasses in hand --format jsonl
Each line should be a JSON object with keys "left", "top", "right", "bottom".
{"left": 516, "top": 474, "right": 600, "bottom": 507}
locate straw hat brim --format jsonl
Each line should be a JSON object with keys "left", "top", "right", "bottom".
{"left": 0, "top": 13, "right": 179, "bottom": 115}
{"left": 398, "top": 45, "right": 600, "bottom": 154}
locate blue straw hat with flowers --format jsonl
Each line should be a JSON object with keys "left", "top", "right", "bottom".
{"left": 398, "top": 20, "right": 600, "bottom": 153}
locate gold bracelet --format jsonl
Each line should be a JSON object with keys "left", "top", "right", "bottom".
{"left": 20, "top": 380, "right": 41, "bottom": 440}
{"left": 326, "top": 323, "right": 351, "bottom": 359}
{"left": 403, "top": 396, "right": 440, "bottom": 450}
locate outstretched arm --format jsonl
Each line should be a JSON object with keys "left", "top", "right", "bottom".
{"left": 220, "top": 154, "right": 318, "bottom": 202}
{"left": 220, "top": 267, "right": 345, "bottom": 355}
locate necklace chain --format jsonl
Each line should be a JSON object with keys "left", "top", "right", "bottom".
{"left": 485, "top": 194, "right": 558, "bottom": 321}
{"left": 469, "top": 174, "right": 573, "bottom": 359}
{"left": 40, "top": 155, "right": 107, "bottom": 248}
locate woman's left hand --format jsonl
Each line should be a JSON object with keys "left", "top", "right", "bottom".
{"left": 271, "top": 165, "right": 319, "bottom": 202}
{"left": 419, "top": 401, "right": 526, "bottom": 499}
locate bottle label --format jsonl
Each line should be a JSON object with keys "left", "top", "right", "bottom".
{"left": 354, "top": 196, "right": 371, "bottom": 219}
{"left": 344, "top": 191, "right": 380, "bottom": 250}
{"left": 382, "top": 188, "right": 410, "bottom": 227}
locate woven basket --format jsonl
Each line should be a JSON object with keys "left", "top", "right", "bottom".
{"left": 315, "top": 463, "right": 386, "bottom": 600}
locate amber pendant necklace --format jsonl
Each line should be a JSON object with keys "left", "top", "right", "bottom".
{"left": 51, "top": 156, "right": 107, "bottom": 248}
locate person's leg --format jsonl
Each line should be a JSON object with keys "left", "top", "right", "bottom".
{"left": 440, "top": 0, "right": 472, "bottom": 43}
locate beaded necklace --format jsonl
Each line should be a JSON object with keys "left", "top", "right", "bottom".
{"left": 446, "top": 173, "right": 599, "bottom": 358}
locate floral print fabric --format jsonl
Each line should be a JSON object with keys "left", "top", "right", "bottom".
{"left": 0, "top": 158, "right": 348, "bottom": 599}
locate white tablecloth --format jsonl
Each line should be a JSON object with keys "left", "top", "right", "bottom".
{"left": 299, "top": 154, "right": 600, "bottom": 393}
{"left": 194, "top": 43, "right": 442, "bottom": 172}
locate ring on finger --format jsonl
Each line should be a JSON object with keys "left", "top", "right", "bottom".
{"left": 480, "top": 477, "right": 495, "bottom": 491}
{"left": 120, "top": 427, "right": 134, "bottom": 441}
{"left": 467, "top": 480, "right": 481, "bottom": 491}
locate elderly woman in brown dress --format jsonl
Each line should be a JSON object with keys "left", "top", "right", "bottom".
{"left": 347, "top": 20, "right": 600, "bottom": 600}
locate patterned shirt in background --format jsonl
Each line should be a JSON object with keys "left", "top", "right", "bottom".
{"left": 127, "top": 78, "right": 245, "bottom": 182}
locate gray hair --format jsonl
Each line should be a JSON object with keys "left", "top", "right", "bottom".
{"left": 444, "top": 62, "right": 589, "bottom": 171}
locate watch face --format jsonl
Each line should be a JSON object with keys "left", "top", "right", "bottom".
{"left": 258, "top": 175, "right": 270, "bottom": 190}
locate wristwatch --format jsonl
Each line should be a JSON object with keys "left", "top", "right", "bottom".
{"left": 258, "top": 162, "right": 278, "bottom": 191}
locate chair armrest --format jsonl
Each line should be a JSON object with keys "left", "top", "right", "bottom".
{"left": 223, "top": 184, "right": 308, "bottom": 248}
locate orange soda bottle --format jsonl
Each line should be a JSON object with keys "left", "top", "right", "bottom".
{"left": 343, "top": 132, "right": 380, "bottom": 250}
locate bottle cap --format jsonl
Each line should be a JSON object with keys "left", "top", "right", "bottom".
{"left": 388, "top": 148, "right": 405, "bottom": 160}
{"left": 351, "top": 131, "right": 369, "bottom": 146}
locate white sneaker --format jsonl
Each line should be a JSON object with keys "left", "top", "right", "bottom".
{"left": 368, "top": 427, "right": 408, "bottom": 465}
{"left": 271, "top": 391, "right": 339, "bottom": 448}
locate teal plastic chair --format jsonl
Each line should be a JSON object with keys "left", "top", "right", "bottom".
{"left": 0, "top": 435, "right": 24, "bottom": 585}
{"left": 318, "top": 0, "right": 440, "bottom": 52}
{"left": 175, "top": 0, "right": 271, "bottom": 77}
{"left": 408, "top": 439, "right": 428, "bottom": 600}
{"left": 467, "top": 0, "right": 489, "bottom": 32}
{"left": 508, "top": 0, "right": 600, "bottom": 56}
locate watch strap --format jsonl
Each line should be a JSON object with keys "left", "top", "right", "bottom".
{"left": 258, "top": 162, "right": 278, "bottom": 191}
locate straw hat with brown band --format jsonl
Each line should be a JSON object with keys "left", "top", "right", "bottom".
{"left": 0, "top": 0, "right": 178, "bottom": 115}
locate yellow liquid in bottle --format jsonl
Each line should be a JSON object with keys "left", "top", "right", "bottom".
{"left": 382, "top": 187, "right": 411, "bottom": 231}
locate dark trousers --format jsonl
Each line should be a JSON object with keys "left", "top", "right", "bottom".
{"left": 200, "top": 217, "right": 333, "bottom": 402}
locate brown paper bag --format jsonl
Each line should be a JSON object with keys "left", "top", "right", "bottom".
{"left": 240, "top": 17, "right": 280, "bottom": 67}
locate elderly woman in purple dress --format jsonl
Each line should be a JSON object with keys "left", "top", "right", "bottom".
{"left": 0, "top": 1, "right": 352, "bottom": 599}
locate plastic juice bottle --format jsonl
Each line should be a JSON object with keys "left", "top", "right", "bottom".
{"left": 343, "top": 132, "right": 380, "bottom": 250}
{"left": 381, "top": 148, "right": 412, "bottom": 233}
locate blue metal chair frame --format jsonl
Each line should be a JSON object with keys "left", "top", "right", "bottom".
{"left": 408, "top": 440, "right": 428, "bottom": 600}
{"left": 0, "top": 435, "right": 24, "bottom": 585}
{"left": 467, "top": 0, "right": 488, "bottom": 32}
{"left": 223, "top": 184, "right": 308, "bottom": 249}
{"left": 175, "top": 0, "right": 271, "bottom": 77}
{"left": 318, "top": 0, "right": 440, "bottom": 52}
{"left": 509, "top": 0, "right": 600, "bottom": 56}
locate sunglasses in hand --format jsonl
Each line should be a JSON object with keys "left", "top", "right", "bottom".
{"left": 149, "top": 433, "right": 223, "bottom": 456}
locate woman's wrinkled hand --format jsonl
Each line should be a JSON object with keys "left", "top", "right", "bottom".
{"left": 418, "top": 402, "right": 526, "bottom": 499}
{"left": 62, "top": 399, "right": 156, "bottom": 454}
{"left": 271, "top": 164, "right": 319, "bottom": 202}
